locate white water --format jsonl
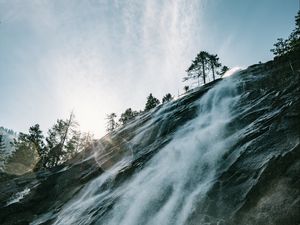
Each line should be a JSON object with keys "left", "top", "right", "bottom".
{"left": 51, "top": 76, "right": 241, "bottom": 225}
{"left": 6, "top": 187, "right": 31, "bottom": 206}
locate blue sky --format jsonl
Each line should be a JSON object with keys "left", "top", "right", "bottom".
{"left": 0, "top": 0, "right": 298, "bottom": 137}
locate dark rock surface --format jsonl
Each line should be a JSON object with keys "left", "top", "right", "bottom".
{"left": 0, "top": 52, "right": 299, "bottom": 225}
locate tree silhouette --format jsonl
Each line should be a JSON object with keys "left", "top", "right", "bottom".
{"left": 145, "top": 93, "right": 160, "bottom": 111}
{"left": 219, "top": 66, "right": 229, "bottom": 77}
{"left": 270, "top": 38, "right": 290, "bottom": 57}
{"left": 288, "top": 10, "right": 300, "bottom": 52}
{"left": 45, "top": 112, "right": 79, "bottom": 167}
{"left": 162, "top": 93, "right": 173, "bottom": 103}
{"left": 0, "top": 134, "right": 5, "bottom": 150}
{"left": 119, "top": 108, "right": 138, "bottom": 125}
{"left": 106, "top": 113, "right": 117, "bottom": 132}
{"left": 186, "top": 51, "right": 210, "bottom": 85}
{"left": 184, "top": 86, "right": 189, "bottom": 92}
{"left": 208, "top": 54, "right": 221, "bottom": 80}
{"left": 271, "top": 10, "right": 300, "bottom": 57}
{"left": 0, "top": 134, "right": 6, "bottom": 161}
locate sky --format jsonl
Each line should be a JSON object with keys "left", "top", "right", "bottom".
{"left": 0, "top": 0, "right": 298, "bottom": 138}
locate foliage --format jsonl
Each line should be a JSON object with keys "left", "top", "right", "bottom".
{"left": 185, "top": 51, "right": 224, "bottom": 86}
{"left": 0, "top": 134, "right": 6, "bottom": 167}
{"left": 106, "top": 113, "right": 118, "bottom": 132}
{"left": 184, "top": 86, "right": 189, "bottom": 92}
{"left": 0, "top": 134, "right": 5, "bottom": 153}
{"left": 186, "top": 51, "right": 210, "bottom": 85}
{"left": 162, "top": 93, "right": 173, "bottom": 103}
{"left": 119, "top": 108, "right": 139, "bottom": 125}
{"left": 6, "top": 112, "right": 88, "bottom": 170}
{"left": 208, "top": 54, "right": 221, "bottom": 81}
{"left": 270, "top": 38, "right": 291, "bottom": 56}
{"left": 271, "top": 10, "right": 300, "bottom": 57}
{"left": 219, "top": 66, "right": 230, "bottom": 77}
{"left": 45, "top": 112, "right": 80, "bottom": 167}
{"left": 145, "top": 93, "right": 160, "bottom": 111}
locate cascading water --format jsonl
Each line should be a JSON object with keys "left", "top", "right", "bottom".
{"left": 2, "top": 58, "right": 299, "bottom": 225}
{"left": 51, "top": 75, "right": 241, "bottom": 225}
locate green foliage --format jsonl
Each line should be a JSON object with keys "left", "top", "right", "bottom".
{"left": 271, "top": 10, "right": 300, "bottom": 57}
{"left": 6, "top": 112, "right": 87, "bottom": 171}
{"left": 270, "top": 38, "right": 290, "bottom": 56}
{"left": 162, "top": 93, "right": 173, "bottom": 103}
{"left": 145, "top": 93, "right": 160, "bottom": 111}
{"left": 8, "top": 131, "right": 40, "bottom": 174}
{"left": 219, "top": 66, "right": 229, "bottom": 77}
{"left": 106, "top": 113, "right": 117, "bottom": 132}
{"left": 119, "top": 108, "right": 138, "bottom": 125}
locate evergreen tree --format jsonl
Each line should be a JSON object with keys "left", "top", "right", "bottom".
{"left": 271, "top": 10, "right": 300, "bottom": 57}
{"left": 0, "top": 134, "right": 5, "bottom": 152}
{"left": 184, "top": 86, "right": 189, "bottom": 92}
{"left": 45, "top": 112, "right": 78, "bottom": 167}
{"left": 10, "top": 131, "right": 40, "bottom": 172}
{"left": 0, "top": 134, "right": 6, "bottom": 163}
{"left": 119, "top": 108, "right": 138, "bottom": 125}
{"left": 186, "top": 51, "right": 210, "bottom": 85}
{"left": 270, "top": 38, "right": 290, "bottom": 57}
{"left": 106, "top": 113, "right": 117, "bottom": 132}
{"left": 219, "top": 66, "right": 229, "bottom": 77}
{"left": 162, "top": 93, "right": 173, "bottom": 103}
{"left": 145, "top": 93, "right": 160, "bottom": 111}
{"left": 288, "top": 10, "right": 300, "bottom": 52}
{"left": 27, "top": 124, "right": 45, "bottom": 161}
{"left": 208, "top": 54, "right": 221, "bottom": 81}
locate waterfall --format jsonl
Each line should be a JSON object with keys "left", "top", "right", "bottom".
{"left": 50, "top": 75, "right": 241, "bottom": 225}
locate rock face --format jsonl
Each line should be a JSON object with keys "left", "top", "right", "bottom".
{"left": 0, "top": 53, "right": 299, "bottom": 225}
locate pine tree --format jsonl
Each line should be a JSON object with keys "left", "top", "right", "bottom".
{"left": 162, "top": 93, "right": 173, "bottom": 103}
{"left": 45, "top": 112, "right": 78, "bottom": 167}
{"left": 106, "top": 113, "right": 117, "bottom": 132}
{"left": 119, "top": 108, "right": 138, "bottom": 125}
{"left": 0, "top": 134, "right": 6, "bottom": 161}
{"left": 186, "top": 51, "right": 210, "bottom": 85}
{"left": 184, "top": 86, "right": 189, "bottom": 92}
{"left": 270, "top": 38, "right": 290, "bottom": 57}
{"left": 145, "top": 94, "right": 160, "bottom": 111}
{"left": 0, "top": 134, "right": 5, "bottom": 151}
{"left": 208, "top": 54, "right": 221, "bottom": 81}
{"left": 271, "top": 10, "right": 300, "bottom": 57}
{"left": 219, "top": 66, "right": 229, "bottom": 77}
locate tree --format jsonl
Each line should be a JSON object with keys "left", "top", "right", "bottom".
{"left": 119, "top": 108, "right": 138, "bottom": 125}
{"left": 270, "top": 38, "right": 290, "bottom": 57}
{"left": 0, "top": 134, "right": 5, "bottom": 153}
{"left": 288, "top": 10, "right": 300, "bottom": 52}
{"left": 186, "top": 51, "right": 210, "bottom": 85}
{"left": 106, "top": 113, "right": 117, "bottom": 132}
{"left": 208, "top": 54, "right": 221, "bottom": 81}
{"left": 9, "top": 131, "right": 40, "bottom": 172}
{"left": 0, "top": 134, "right": 6, "bottom": 163}
{"left": 145, "top": 93, "right": 160, "bottom": 111}
{"left": 219, "top": 66, "right": 229, "bottom": 77}
{"left": 27, "top": 124, "right": 45, "bottom": 162}
{"left": 162, "top": 93, "right": 173, "bottom": 103}
{"left": 184, "top": 86, "right": 189, "bottom": 92}
{"left": 270, "top": 10, "right": 300, "bottom": 57}
{"left": 45, "top": 112, "right": 78, "bottom": 167}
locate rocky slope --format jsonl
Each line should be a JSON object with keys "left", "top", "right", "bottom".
{"left": 0, "top": 52, "right": 299, "bottom": 225}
